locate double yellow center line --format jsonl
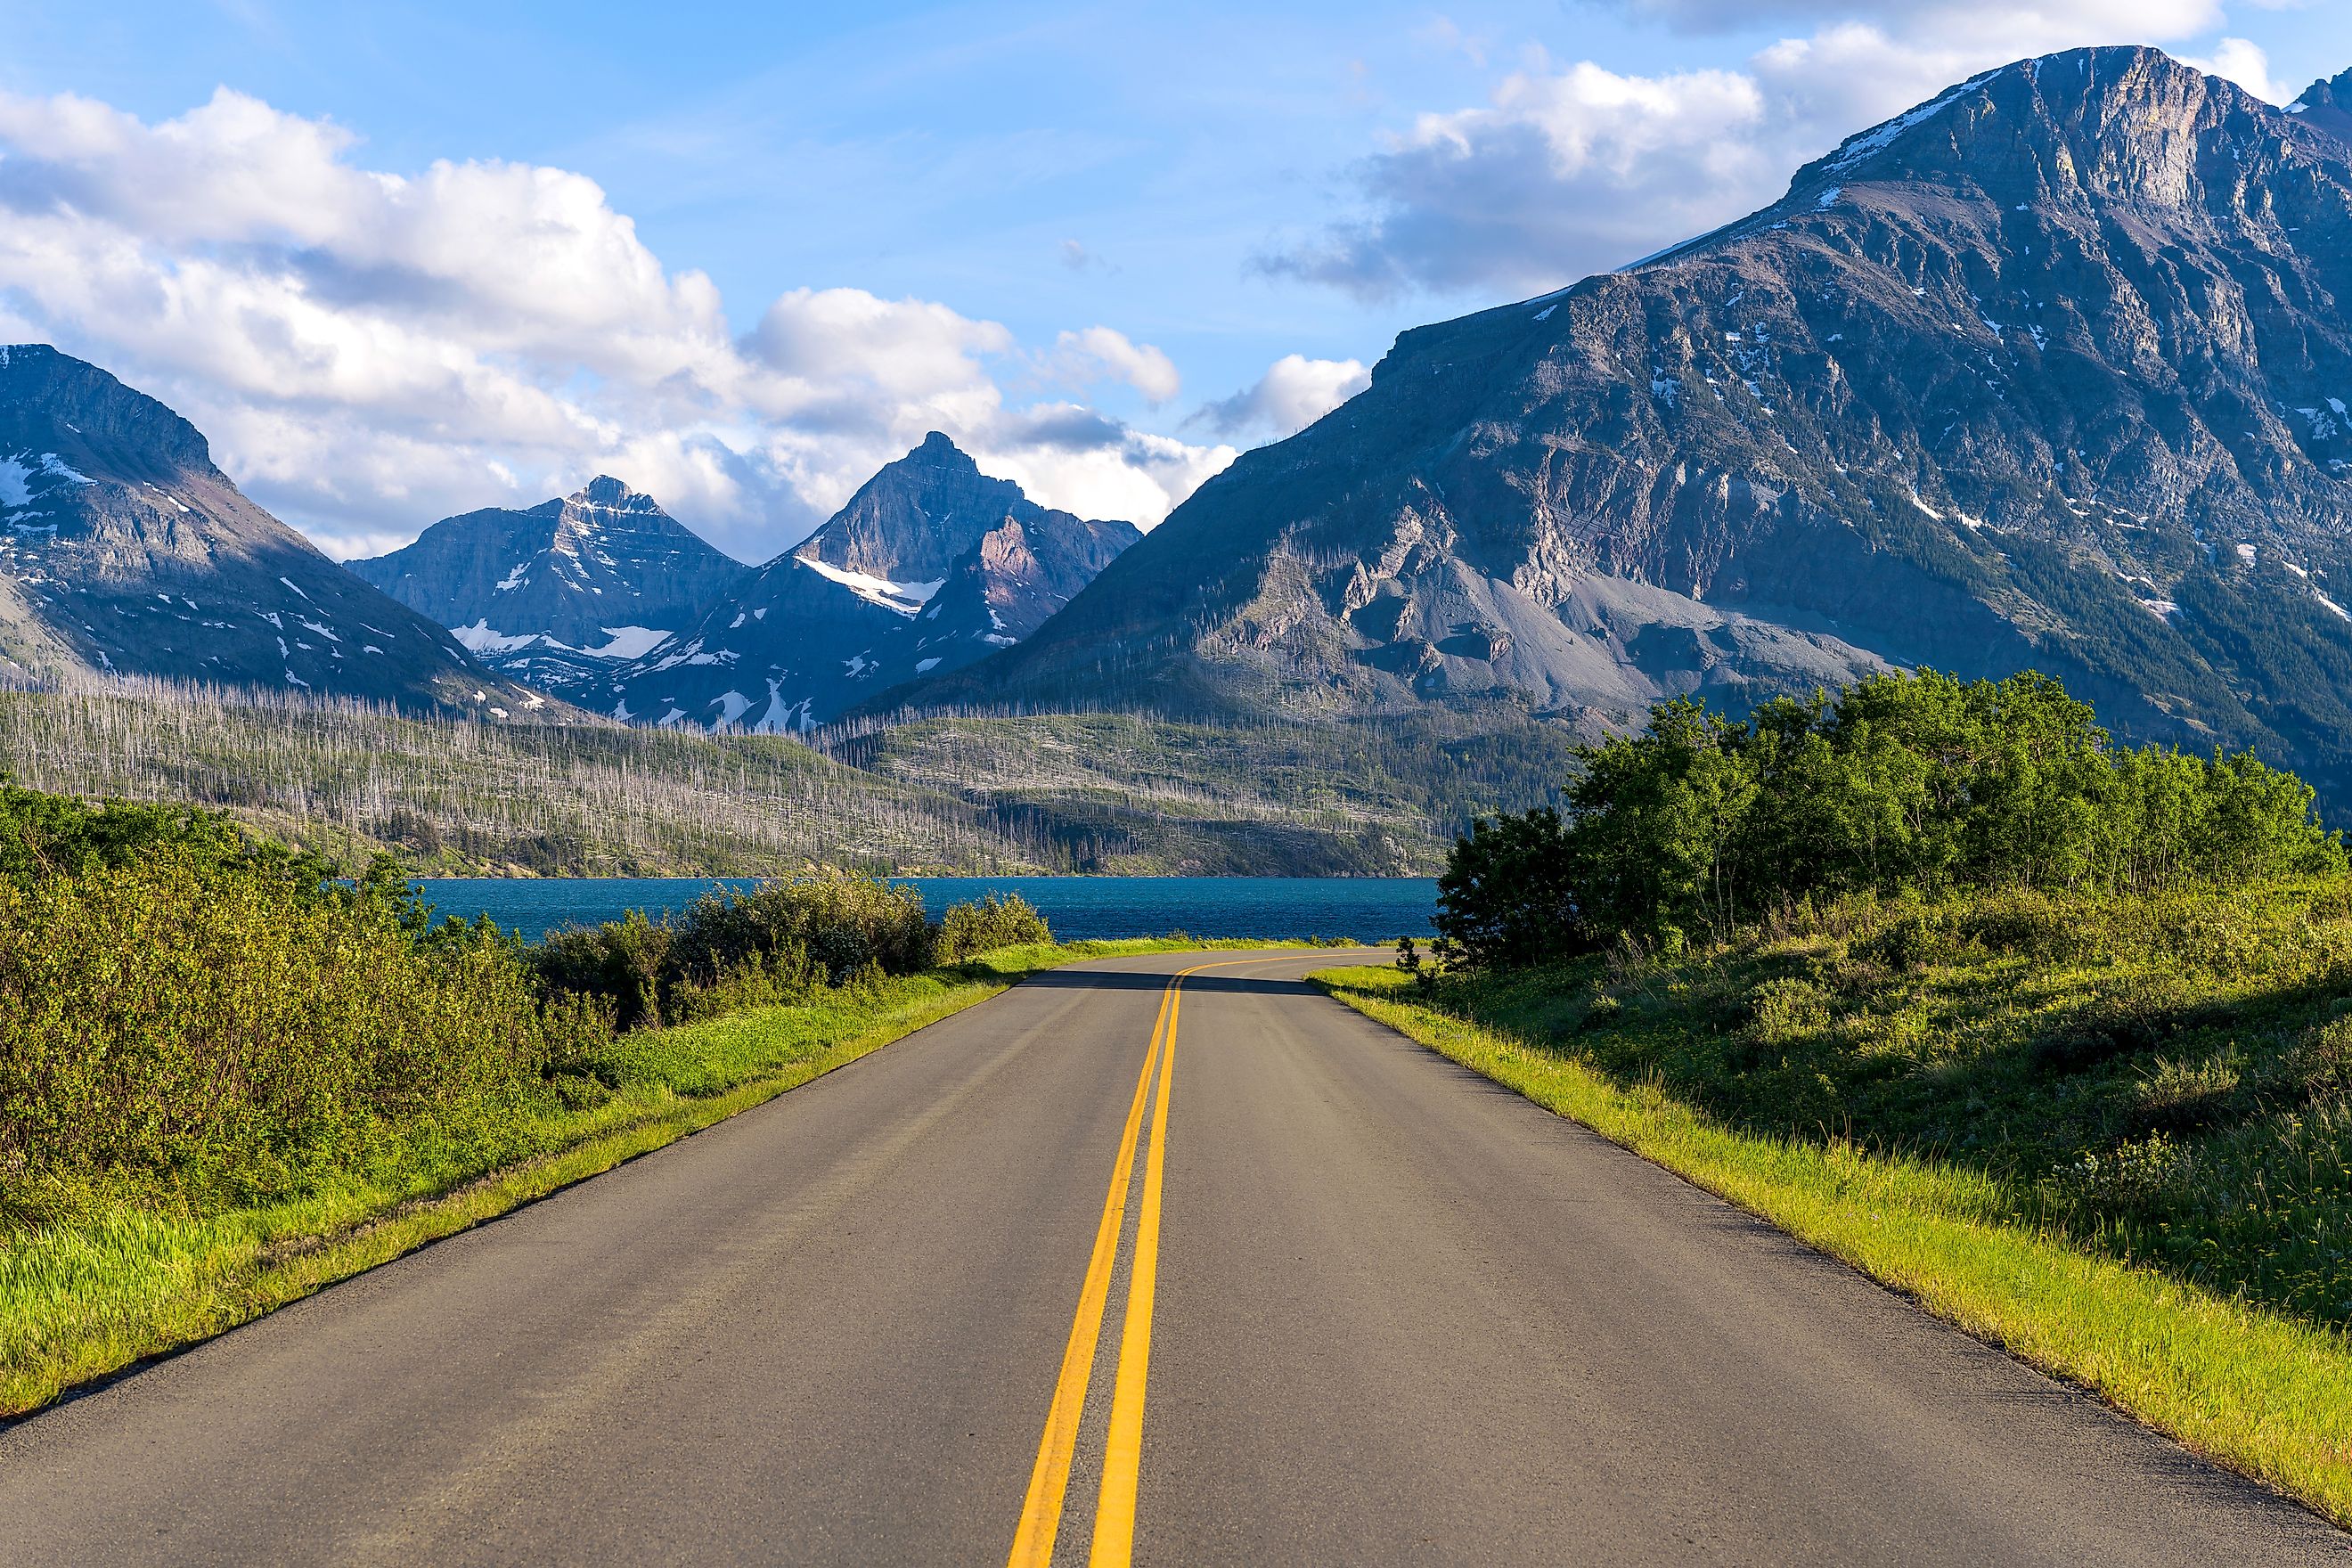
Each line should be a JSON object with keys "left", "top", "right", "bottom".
{"left": 1005, "top": 956, "right": 1294, "bottom": 1568}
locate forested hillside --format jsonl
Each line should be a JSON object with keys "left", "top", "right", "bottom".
{"left": 0, "top": 679, "right": 1563, "bottom": 875}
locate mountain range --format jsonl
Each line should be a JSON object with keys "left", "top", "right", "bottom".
{"left": 924, "top": 45, "right": 2352, "bottom": 808}
{"left": 602, "top": 433, "right": 1137, "bottom": 730}
{"left": 13, "top": 45, "right": 2352, "bottom": 816}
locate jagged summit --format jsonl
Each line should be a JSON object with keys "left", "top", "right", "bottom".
{"left": 0, "top": 343, "right": 215, "bottom": 476}
{"left": 1637, "top": 47, "right": 2323, "bottom": 276}
{"left": 794, "top": 431, "right": 1026, "bottom": 585}
{"left": 2291, "top": 65, "right": 2352, "bottom": 144}
{"left": 600, "top": 432, "right": 1139, "bottom": 731}
{"left": 346, "top": 474, "right": 748, "bottom": 698}
{"left": 564, "top": 475, "right": 677, "bottom": 524}
{"left": 0, "top": 345, "right": 535, "bottom": 712}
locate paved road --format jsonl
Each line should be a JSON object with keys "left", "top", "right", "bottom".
{"left": 4, "top": 951, "right": 2343, "bottom": 1565}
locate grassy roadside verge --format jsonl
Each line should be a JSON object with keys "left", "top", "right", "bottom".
{"left": 0, "top": 936, "right": 1319, "bottom": 1420}
{"left": 1311, "top": 963, "right": 2352, "bottom": 1527}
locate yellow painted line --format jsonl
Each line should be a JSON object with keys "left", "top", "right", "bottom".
{"left": 1005, "top": 983, "right": 1173, "bottom": 1568}
{"left": 1010, "top": 953, "right": 1317, "bottom": 1568}
{"left": 1087, "top": 975, "right": 1180, "bottom": 1568}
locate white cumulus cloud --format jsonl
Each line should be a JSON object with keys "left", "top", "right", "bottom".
{"left": 1049, "top": 325, "right": 1183, "bottom": 406}
{"left": 1267, "top": 3, "right": 2262, "bottom": 300}
{"left": 1195, "top": 354, "right": 1373, "bottom": 443}
{"left": 0, "top": 86, "right": 1229, "bottom": 559}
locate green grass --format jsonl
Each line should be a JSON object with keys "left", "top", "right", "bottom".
{"left": 1313, "top": 961, "right": 2352, "bottom": 1526}
{"left": 0, "top": 935, "right": 1329, "bottom": 1419}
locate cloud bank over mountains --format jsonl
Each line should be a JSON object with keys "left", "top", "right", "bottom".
{"left": 1193, "top": 354, "right": 1373, "bottom": 443}
{"left": 1264, "top": 0, "right": 2294, "bottom": 300}
{"left": 0, "top": 5, "right": 2312, "bottom": 559}
{"left": 0, "top": 86, "right": 1253, "bottom": 559}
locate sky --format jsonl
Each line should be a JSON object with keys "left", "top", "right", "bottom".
{"left": 0, "top": 1, "right": 2346, "bottom": 561}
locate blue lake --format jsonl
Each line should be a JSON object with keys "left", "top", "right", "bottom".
{"left": 412, "top": 876, "right": 1439, "bottom": 944}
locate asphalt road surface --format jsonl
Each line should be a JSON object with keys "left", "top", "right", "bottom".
{"left": 4, "top": 950, "right": 2344, "bottom": 1565}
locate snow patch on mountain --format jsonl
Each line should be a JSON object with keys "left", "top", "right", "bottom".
{"left": 581, "top": 625, "right": 670, "bottom": 659}
{"left": 796, "top": 555, "right": 945, "bottom": 616}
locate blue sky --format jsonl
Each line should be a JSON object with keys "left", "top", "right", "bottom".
{"left": 2, "top": 2, "right": 2345, "bottom": 559}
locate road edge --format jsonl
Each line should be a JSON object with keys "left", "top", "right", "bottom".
{"left": 1309, "top": 964, "right": 2352, "bottom": 1531}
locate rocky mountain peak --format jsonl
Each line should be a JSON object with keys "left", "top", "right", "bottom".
{"left": 1771, "top": 46, "right": 2291, "bottom": 225}
{"left": 0, "top": 346, "right": 535, "bottom": 714}
{"left": 0, "top": 343, "right": 215, "bottom": 478}
{"left": 2291, "top": 67, "right": 2352, "bottom": 144}
{"left": 928, "top": 48, "right": 2352, "bottom": 811}
{"left": 600, "top": 437, "right": 1139, "bottom": 731}
{"left": 569, "top": 474, "right": 658, "bottom": 515}
{"left": 911, "top": 429, "right": 977, "bottom": 468}
{"left": 793, "top": 431, "right": 1024, "bottom": 584}
{"left": 345, "top": 473, "right": 749, "bottom": 697}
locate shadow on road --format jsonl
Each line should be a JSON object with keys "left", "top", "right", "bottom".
{"left": 1013, "top": 959, "right": 1384, "bottom": 996}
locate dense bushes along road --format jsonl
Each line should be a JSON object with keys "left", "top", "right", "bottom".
{"left": 0, "top": 782, "right": 1051, "bottom": 1236}
{"left": 0, "top": 780, "right": 1341, "bottom": 1417}
{"left": 1432, "top": 670, "right": 2340, "bottom": 968}
{"left": 1390, "top": 666, "right": 2352, "bottom": 1430}
{"left": 1340, "top": 667, "right": 2352, "bottom": 1518}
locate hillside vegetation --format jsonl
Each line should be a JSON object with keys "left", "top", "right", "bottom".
{"left": 0, "top": 680, "right": 1564, "bottom": 876}
{"left": 1412, "top": 670, "right": 2351, "bottom": 1323}
{"left": 824, "top": 705, "right": 1579, "bottom": 875}
{"left": 0, "top": 785, "right": 1029, "bottom": 1238}
{"left": 0, "top": 678, "right": 1031, "bottom": 876}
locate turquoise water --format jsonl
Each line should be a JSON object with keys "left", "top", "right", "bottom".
{"left": 412, "top": 876, "right": 1438, "bottom": 944}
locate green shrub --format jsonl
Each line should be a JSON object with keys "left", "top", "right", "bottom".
{"left": 1433, "top": 806, "right": 1577, "bottom": 969}
{"left": 2287, "top": 1017, "right": 2352, "bottom": 1106}
{"left": 533, "top": 874, "right": 942, "bottom": 1030}
{"left": 0, "top": 781, "right": 267, "bottom": 890}
{"left": 1857, "top": 911, "right": 1937, "bottom": 972}
{"left": 2135, "top": 1055, "right": 2243, "bottom": 1134}
{"left": 671, "top": 876, "right": 931, "bottom": 987}
{"left": 0, "top": 847, "right": 552, "bottom": 1221}
{"left": 534, "top": 911, "right": 674, "bottom": 1032}
{"left": 2058, "top": 1133, "right": 2193, "bottom": 1217}
{"left": 936, "top": 894, "right": 1053, "bottom": 962}
{"left": 1439, "top": 669, "right": 2344, "bottom": 968}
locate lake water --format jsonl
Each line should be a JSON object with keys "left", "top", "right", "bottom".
{"left": 412, "top": 876, "right": 1439, "bottom": 944}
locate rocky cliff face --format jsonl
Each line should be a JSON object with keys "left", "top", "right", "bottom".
{"left": 0, "top": 345, "right": 539, "bottom": 714}
{"left": 602, "top": 433, "right": 1138, "bottom": 730}
{"left": 346, "top": 477, "right": 747, "bottom": 699}
{"left": 930, "top": 47, "right": 2352, "bottom": 804}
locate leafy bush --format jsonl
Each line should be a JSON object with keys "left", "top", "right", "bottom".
{"left": 1431, "top": 806, "right": 1576, "bottom": 970}
{"left": 2288, "top": 1017, "right": 2352, "bottom": 1106}
{"left": 671, "top": 876, "right": 931, "bottom": 985}
{"left": 936, "top": 893, "right": 1052, "bottom": 962}
{"left": 532, "top": 874, "right": 976, "bottom": 1030}
{"left": 533, "top": 912, "right": 675, "bottom": 1033}
{"left": 0, "top": 846, "right": 554, "bottom": 1221}
{"left": 1438, "top": 669, "right": 2344, "bottom": 967}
